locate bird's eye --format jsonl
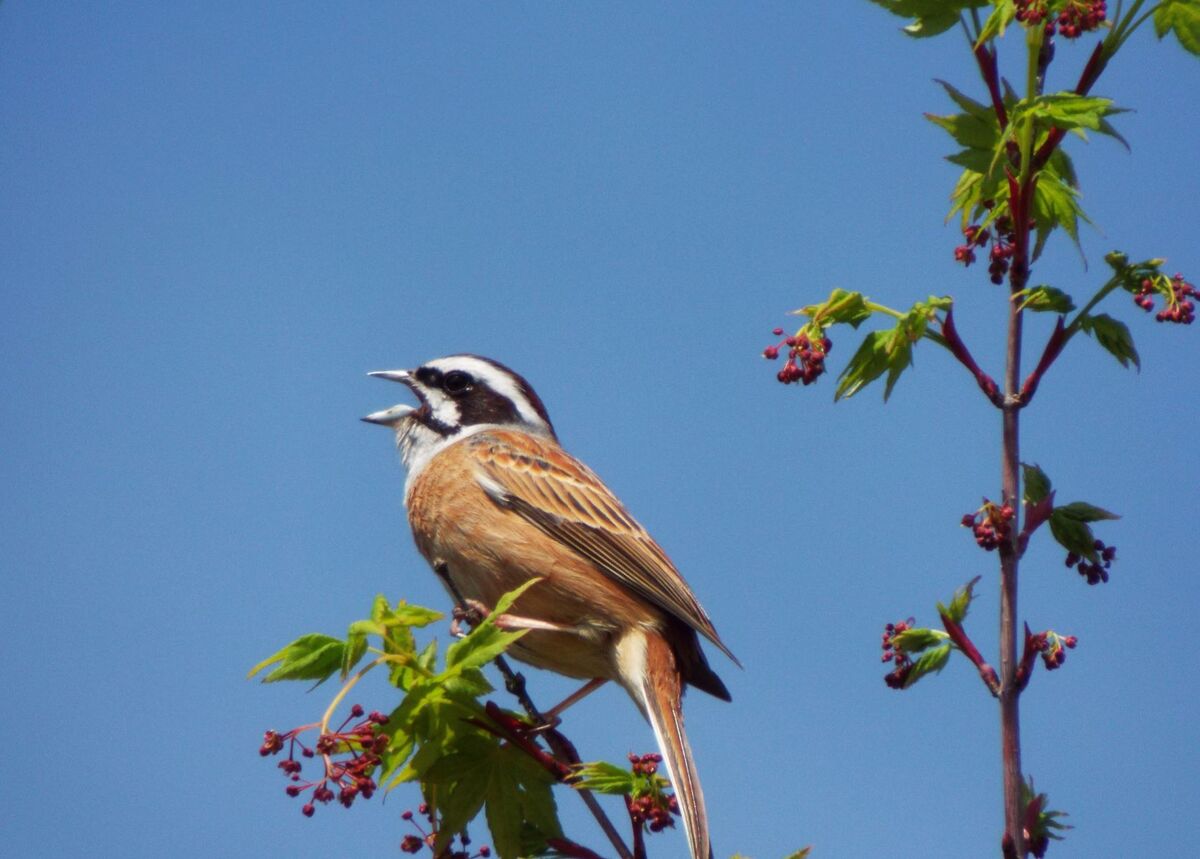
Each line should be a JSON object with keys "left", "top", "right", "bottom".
{"left": 443, "top": 370, "right": 473, "bottom": 395}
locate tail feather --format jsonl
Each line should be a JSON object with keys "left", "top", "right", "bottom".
{"left": 617, "top": 630, "right": 713, "bottom": 859}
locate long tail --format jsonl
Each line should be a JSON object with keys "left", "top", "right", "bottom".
{"left": 616, "top": 630, "right": 712, "bottom": 859}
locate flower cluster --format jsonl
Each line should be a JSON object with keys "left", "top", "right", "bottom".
{"left": 1015, "top": 0, "right": 1107, "bottom": 38}
{"left": 954, "top": 216, "right": 1016, "bottom": 285}
{"left": 629, "top": 751, "right": 662, "bottom": 776}
{"left": 1065, "top": 539, "right": 1115, "bottom": 585}
{"left": 624, "top": 752, "right": 679, "bottom": 833}
{"left": 763, "top": 327, "right": 832, "bottom": 385}
{"left": 259, "top": 703, "right": 390, "bottom": 817}
{"left": 961, "top": 501, "right": 1015, "bottom": 552}
{"left": 399, "top": 803, "right": 490, "bottom": 857}
{"left": 1135, "top": 273, "right": 1197, "bottom": 324}
{"left": 881, "top": 618, "right": 916, "bottom": 689}
{"left": 627, "top": 792, "right": 678, "bottom": 834}
{"left": 1030, "top": 630, "right": 1078, "bottom": 671}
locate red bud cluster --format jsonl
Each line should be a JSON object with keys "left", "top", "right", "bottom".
{"left": 399, "top": 801, "right": 490, "bottom": 857}
{"left": 1015, "top": 0, "right": 1107, "bottom": 38}
{"left": 1030, "top": 630, "right": 1078, "bottom": 671}
{"left": 1135, "top": 274, "right": 1197, "bottom": 324}
{"left": 961, "top": 501, "right": 1015, "bottom": 552}
{"left": 258, "top": 705, "right": 391, "bottom": 818}
{"left": 1065, "top": 539, "right": 1115, "bottom": 585}
{"left": 628, "top": 751, "right": 662, "bottom": 776}
{"left": 763, "top": 327, "right": 833, "bottom": 385}
{"left": 626, "top": 790, "right": 679, "bottom": 834}
{"left": 954, "top": 217, "right": 1015, "bottom": 284}
{"left": 881, "top": 618, "right": 916, "bottom": 689}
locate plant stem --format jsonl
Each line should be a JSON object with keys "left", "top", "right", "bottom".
{"left": 999, "top": 283, "right": 1025, "bottom": 855}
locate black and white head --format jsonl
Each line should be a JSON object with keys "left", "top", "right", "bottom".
{"left": 364, "top": 354, "right": 556, "bottom": 477}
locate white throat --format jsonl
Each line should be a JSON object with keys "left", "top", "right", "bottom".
{"left": 394, "top": 419, "right": 539, "bottom": 504}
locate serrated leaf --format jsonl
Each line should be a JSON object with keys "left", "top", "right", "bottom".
{"left": 1031, "top": 167, "right": 1089, "bottom": 259}
{"left": 444, "top": 579, "right": 542, "bottom": 672}
{"left": 935, "top": 79, "right": 994, "bottom": 121}
{"left": 248, "top": 633, "right": 345, "bottom": 684}
{"left": 485, "top": 765, "right": 523, "bottom": 859}
{"left": 1078, "top": 313, "right": 1140, "bottom": 369}
{"left": 903, "top": 643, "right": 952, "bottom": 687}
{"left": 1155, "top": 0, "right": 1200, "bottom": 55}
{"left": 511, "top": 756, "right": 562, "bottom": 843}
{"left": 431, "top": 766, "right": 490, "bottom": 855}
{"left": 835, "top": 330, "right": 892, "bottom": 400}
{"left": 1022, "top": 463, "right": 1052, "bottom": 505}
{"left": 1049, "top": 510, "right": 1098, "bottom": 562}
{"left": 795, "top": 287, "right": 873, "bottom": 328}
{"left": 976, "top": 0, "right": 1016, "bottom": 44}
{"left": 938, "top": 576, "right": 981, "bottom": 625}
{"left": 341, "top": 628, "right": 369, "bottom": 679}
{"left": 926, "top": 110, "right": 1000, "bottom": 150}
{"left": 867, "top": 0, "right": 985, "bottom": 37}
{"left": 573, "top": 761, "right": 638, "bottom": 796}
{"left": 388, "top": 603, "right": 444, "bottom": 628}
{"left": 1056, "top": 501, "right": 1120, "bottom": 522}
{"left": 1024, "top": 93, "right": 1118, "bottom": 131}
{"left": 1015, "top": 285, "right": 1076, "bottom": 314}
{"left": 891, "top": 627, "right": 949, "bottom": 653}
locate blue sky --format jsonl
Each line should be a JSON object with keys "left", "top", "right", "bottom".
{"left": 2, "top": 4, "right": 1196, "bottom": 857}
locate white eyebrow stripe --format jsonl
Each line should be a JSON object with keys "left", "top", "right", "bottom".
{"left": 426, "top": 355, "right": 550, "bottom": 432}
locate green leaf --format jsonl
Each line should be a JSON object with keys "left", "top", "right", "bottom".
{"left": 1048, "top": 510, "right": 1098, "bottom": 562}
{"left": 891, "top": 627, "right": 949, "bottom": 653}
{"left": 937, "top": 576, "right": 981, "bottom": 625}
{"left": 1022, "top": 463, "right": 1052, "bottom": 505}
{"left": 388, "top": 603, "right": 445, "bottom": 628}
{"left": 976, "top": 0, "right": 1016, "bottom": 44}
{"left": 835, "top": 330, "right": 892, "bottom": 400}
{"left": 794, "top": 287, "right": 873, "bottom": 328}
{"left": 934, "top": 79, "right": 994, "bottom": 122}
{"left": 1056, "top": 501, "right": 1120, "bottom": 523}
{"left": 444, "top": 579, "right": 542, "bottom": 672}
{"left": 1078, "top": 313, "right": 1140, "bottom": 369}
{"left": 1023, "top": 93, "right": 1118, "bottom": 132}
{"left": 430, "top": 766, "right": 490, "bottom": 855}
{"left": 1015, "top": 285, "right": 1076, "bottom": 314}
{"left": 573, "top": 761, "right": 638, "bottom": 796}
{"left": 868, "top": 0, "right": 989, "bottom": 38}
{"left": 903, "top": 643, "right": 952, "bottom": 687}
{"left": 1031, "top": 166, "right": 1089, "bottom": 259}
{"left": 341, "top": 627, "right": 369, "bottom": 680}
{"left": 247, "top": 633, "right": 345, "bottom": 684}
{"left": 485, "top": 765, "right": 523, "bottom": 859}
{"left": 926, "top": 109, "right": 1000, "bottom": 150}
{"left": 1155, "top": 0, "right": 1200, "bottom": 55}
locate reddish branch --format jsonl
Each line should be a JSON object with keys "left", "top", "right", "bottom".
{"left": 1018, "top": 317, "right": 1066, "bottom": 407}
{"left": 941, "top": 307, "right": 1004, "bottom": 406}
{"left": 1032, "top": 41, "right": 1107, "bottom": 172}
{"left": 1016, "top": 623, "right": 1042, "bottom": 691}
{"left": 940, "top": 610, "right": 1001, "bottom": 697}
{"left": 546, "top": 837, "right": 608, "bottom": 859}
{"left": 974, "top": 42, "right": 1008, "bottom": 129}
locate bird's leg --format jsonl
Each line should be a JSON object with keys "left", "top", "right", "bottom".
{"left": 450, "top": 596, "right": 574, "bottom": 636}
{"left": 540, "top": 677, "right": 609, "bottom": 724}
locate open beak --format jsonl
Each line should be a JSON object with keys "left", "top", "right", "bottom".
{"left": 363, "top": 369, "right": 417, "bottom": 426}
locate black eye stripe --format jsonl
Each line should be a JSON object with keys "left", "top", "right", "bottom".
{"left": 415, "top": 366, "right": 441, "bottom": 386}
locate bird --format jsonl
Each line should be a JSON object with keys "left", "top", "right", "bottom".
{"left": 364, "top": 353, "right": 736, "bottom": 859}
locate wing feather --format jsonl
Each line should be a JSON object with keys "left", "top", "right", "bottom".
{"left": 466, "top": 431, "right": 737, "bottom": 665}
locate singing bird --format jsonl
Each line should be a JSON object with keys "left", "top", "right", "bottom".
{"left": 364, "top": 354, "right": 736, "bottom": 859}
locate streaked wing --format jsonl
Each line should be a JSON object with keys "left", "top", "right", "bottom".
{"left": 466, "top": 430, "right": 737, "bottom": 664}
